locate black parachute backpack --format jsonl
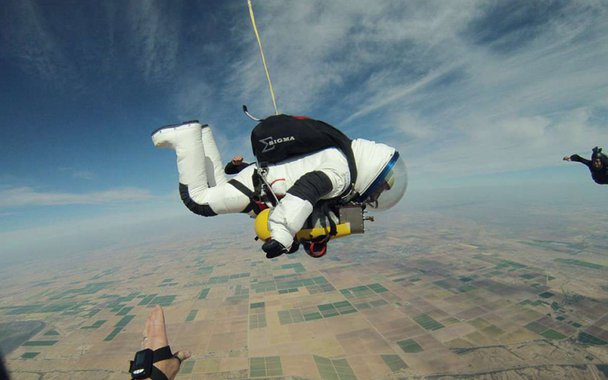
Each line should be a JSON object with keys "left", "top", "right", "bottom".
{"left": 250, "top": 114, "right": 358, "bottom": 190}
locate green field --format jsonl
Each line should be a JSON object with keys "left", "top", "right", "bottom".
{"left": 104, "top": 327, "right": 122, "bottom": 341}
{"left": 555, "top": 258, "right": 603, "bottom": 270}
{"left": 398, "top": 338, "right": 423, "bottom": 353}
{"left": 495, "top": 260, "right": 526, "bottom": 270}
{"left": 313, "top": 356, "right": 356, "bottom": 380}
{"left": 186, "top": 310, "right": 198, "bottom": 322}
{"left": 250, "top": 314, "right": 267, "bottom": 329}
{"left": 81, "top": 320, "right": 106, "bottom": 329}
{"left": 23, "top": 340, "right": 58, "bottom": 346}
{"left": 150, "top": 295, "right": 176, "bottom": 306}
{"left": 578, "top": 332, "right": 607, "bottom": 345}
{"left": 278, "top": 309, "right": 305, "bottom": 325}
{"left": 115, "top": 315, "right": 135, "bottom": 328}
{"left": 197, "top": 288, "right": 210, "bottom": 300}
{"left": 139, "top": 294, "right": 158, "bottom": 305}
{"left": 250, "top": 356, "right": 282, "bottom": 378}
{"left": 117, "top": 306, "right": 133, "bottom": 316}
{"left": 413, "top": 314, "right": 444, "bottom": 331}
{"left": 280, "top": 263, "right": 306, "bottom": 273}
{"left": 525, "top": 321, "right": 548, "bottom": 334}
{"left": 540, "top": 329, "right": 567, "bottom": 340}
{"left": 381, "top": 354, "right": 408, "bottom": 372}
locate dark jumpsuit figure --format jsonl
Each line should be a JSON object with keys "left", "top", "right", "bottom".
{"left": 563, "top": 147, "right": 608, "bottom": 185}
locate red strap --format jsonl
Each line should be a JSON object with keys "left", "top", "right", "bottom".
{"left": 309, "top": 243, "right": 327, "bottom": 258}
{"left": 269, "top": 178, "right": 285, "bottom": 186}
{"left": 255, "top": 201, "right": 269, "bottom": 211}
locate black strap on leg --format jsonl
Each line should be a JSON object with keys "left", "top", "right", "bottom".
{"left": 228, "top": 179, "right": 261, "bottom": 214}
{"left": 315, "top": 200, "right": 338, "bottom": 238}
{"left": 150, "top": 366, "right": 169, "bottom": 380}
{"left": 150, "top": 346, "right": 174, "bottom": 380}
{"left": 129, "top": 346, "right": 176, "bottom": 380}
{"left": 153, "top": 346, "right": 173, "bottom": 362}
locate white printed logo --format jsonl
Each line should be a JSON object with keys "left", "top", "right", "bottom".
{"left": 260, "top": 136, "right": 295, "bottom": 153}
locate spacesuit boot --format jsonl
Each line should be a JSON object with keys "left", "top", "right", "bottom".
{"left": 152, "top": 121, "right": 210, "bottom": 201}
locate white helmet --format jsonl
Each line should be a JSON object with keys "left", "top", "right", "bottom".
{"left": 360, "top": 152, "right": 407, "bottom": 210}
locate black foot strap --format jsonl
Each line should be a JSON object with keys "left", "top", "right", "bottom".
{"left": 150, "top": 346, "right": 173, "bottom": 380}
{"left": 150, "top": 366, "right": 169, "bottom": 380}
{"left": 153, "top": 346, "right": 173, "bottom": 362}
{"left": 130, "top": 346, "right": 176, "bottom": 380}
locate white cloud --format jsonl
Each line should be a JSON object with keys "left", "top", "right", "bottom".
{"left": 125, "top": 1, "right": 181, "bottom": 83}
{"left": 215, "top": 0, "right": 608, "bottom": 181}
{"left": 0, "top": 186, "right": 155, "bottom": 208}
{"left": 58, "top": 167, "right": 97, "bottom": 181}
{"left": 72, "top": 170, "right": 96, "bottom": 181}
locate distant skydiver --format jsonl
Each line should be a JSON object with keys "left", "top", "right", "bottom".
{"left": 563, "top": 146, "right": 608, "bottom": 185}
{"left": 0, "top": 354, "right": 9, "bottom": 380}
{"left": 152, "top": 114, "right": 407, "bottom": 259}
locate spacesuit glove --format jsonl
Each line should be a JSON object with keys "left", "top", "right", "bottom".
{"left": 262, "top": 239, "right": 288, "bottom": 259}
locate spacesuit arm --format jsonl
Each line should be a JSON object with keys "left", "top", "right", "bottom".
{"left": 268, "top": 171, "right": 335, "bottom": 247}
{"left": 569, "top": 154, "right": 591, "bottom": 167}
{"left": 224, "top": 161, "right": 251, "bottom": 175}
{"left": 287, "top": 171, "right": 333, "bottom": 204}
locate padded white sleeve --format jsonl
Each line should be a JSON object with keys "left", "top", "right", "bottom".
{"left": 268, "top": 193, "right": 314, "bottom": 247}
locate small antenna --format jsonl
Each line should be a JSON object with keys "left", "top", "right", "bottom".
{"left": 243, "top": 105, "right": 262, "bottom": 121}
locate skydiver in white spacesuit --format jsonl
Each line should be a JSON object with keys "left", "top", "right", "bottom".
{"left": 152, "top": 114, "right": 407, "bottom": 259}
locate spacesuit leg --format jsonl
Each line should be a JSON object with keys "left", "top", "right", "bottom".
{"left": 201, "top": 126, "right": 228, "bottom": 187}
{"left": 263, "top": 171, "right": 335, "bottom": 258}
{"left": 152, "top": 121, "right": 210, "bottom": 194}
{"left": 152, "top": 121, "right": 251, "bottom": 216}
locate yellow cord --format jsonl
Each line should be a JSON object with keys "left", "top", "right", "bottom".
{"left": 247, "top": 0, "right": 279, "bottom": 115}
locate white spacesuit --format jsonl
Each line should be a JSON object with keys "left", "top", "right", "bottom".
{"left": 152, "top": 119, "right": 407, "bottom": 258}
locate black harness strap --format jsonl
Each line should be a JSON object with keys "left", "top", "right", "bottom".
{"left": 317, "top": 200, "right": 338, "bottom": 238}
{"left": 228, "top": 179, "right": 261, "bottom": 214}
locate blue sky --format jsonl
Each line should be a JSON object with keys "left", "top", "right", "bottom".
{"left": 1, "top": 0, "right": 607, "bottom": 260}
